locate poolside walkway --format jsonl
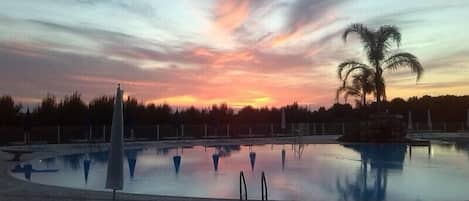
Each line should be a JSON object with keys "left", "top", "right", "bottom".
{"left": 0, "top": 136, "right": 339, "bottom": 201}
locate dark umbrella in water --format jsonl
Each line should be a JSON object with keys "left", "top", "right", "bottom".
{"left": 105, "top": 85, "right": 125, "bottom": 201}
{"left": 24, "top": 164, "right": 32, "bottom": 180}
{"left": 212, "top": 153, "right": 220, "bottom": 172}
{"left": 173, "top": 155, "right": 181, "bottom": 174}
{"left": 126, "top": 149, "right": 138, "bottom": 179}
{"left": 83, "top": 159, "right": 90, "bottom": 184}
{"left": 11, "top": 164, "right": 58, "bottom": 180}
{"left": 281, "top": 149, "right": 286, "bottom": 171}
{"left": 249, "top": 149, "right": 256, "bottom": 171}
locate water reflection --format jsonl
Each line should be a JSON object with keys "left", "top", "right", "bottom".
{"left": 212, "top": 154, "right": 219, "bottom": 171}
{"left": 125, "top": 148, "right": 142, "bottom": 179}
{"left": 281, "top": 149, "right": 286, "bottom": 171}
{"left": 11, "top": 144, "right": 469, "bottom": 201}
{"left": 11, "top": 164, "right": 58, "bottom": 180}
{"left": 83, "top": 159, "right": 90, "bottom": 184}
{"left": 62, "top": 153, "right": 86, "bottom": 170}
{"left": 336, "top": 144, "right": 406, "bottom": 201}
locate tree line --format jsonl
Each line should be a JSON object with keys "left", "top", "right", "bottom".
{"left": 1, "top": 93, "right": 469, "bottom": 127}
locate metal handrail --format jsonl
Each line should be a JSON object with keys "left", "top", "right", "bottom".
{"left": 261, "top": 171, "right": 268, "bottom": 201}
{"left": 240, "top": 171, "right": 248, "bottom": 200}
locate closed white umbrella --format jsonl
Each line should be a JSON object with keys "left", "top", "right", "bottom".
{"left": 105, "top": 85, "right": 124, "bottom": 200}
{"left": 427, "top": 109, "right": 432, "bottom": 131}
{"left": 408, "top": 111, "right": 413, "bottom": 130}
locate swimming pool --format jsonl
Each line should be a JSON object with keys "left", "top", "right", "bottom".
{"left": 10, "top": 143, "right": 469, "bottom": 201}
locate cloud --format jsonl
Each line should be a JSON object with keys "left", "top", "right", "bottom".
{"left": 265, "top": 0, "right": 343, "bottom": 47}
{"left": 214, "top": 0, "right": 251, "bottom": 32}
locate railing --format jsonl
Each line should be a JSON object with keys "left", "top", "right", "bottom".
{"left": 1, "top": 121, "right": 468, "bottom": 145}
{"left": 239, "top": 171, "right": 248, "bottom": 201}
{"left": 261, "top": 171, "right": 268, "bottom": 201}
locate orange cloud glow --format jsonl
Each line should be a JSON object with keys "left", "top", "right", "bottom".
{"left": 145, "top": 94, "right": 273, "bottom": 108}
{"left": 214, "top": 0, "right": 250, "bottom": 31}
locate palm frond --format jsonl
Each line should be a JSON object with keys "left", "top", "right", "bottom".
{"left": 342, "top": 24, "right": 372, "bottom": 43}
{"left": 337, "top": 60, "right": 372, "bottom": 81}
{"left": 378, "top": 25, "right": 401, "bottom": 47}
{"left": 384, "top": 52, "right": 424, "bottom": 80}
{"left": 336, "top": 85, "right": 361, "bottom": 103}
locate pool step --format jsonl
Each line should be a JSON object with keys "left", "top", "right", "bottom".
{"left": 239, "top": 171, "right": 269, "bottom": 201}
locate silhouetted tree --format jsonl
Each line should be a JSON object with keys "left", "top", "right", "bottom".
{"left": 88, "top": 96, "right": 114, "bottom": 125}
{"left": 339, "top": 24, "right": 423, "bottom": 106}
{"left": 0, "top": 95, "right": 22, "bottom": 126}
{"left": 337, "top": 69, "right": 375, "bottom": 107}
{"left": 33, "top": 94, "right": 59, "bottom": 126}
{"left": 58, "top": 92, "right": 87, "bottom": 125}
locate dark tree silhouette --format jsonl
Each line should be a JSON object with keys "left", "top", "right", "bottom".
{"left": 337, "top": 69, "right": 375, "bottom": 107}
{"left": 33, "top": 94, "right": 59, "bottom": 126}
{"left": 0, "top": 95, "right": 22, "bottom": 126}
{"left": 339, "top": 24, "right": 423, "bottom": 106}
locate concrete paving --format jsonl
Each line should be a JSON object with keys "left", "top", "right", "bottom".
{"left": 0, "top": 136, "right": 339, "bottom": 201}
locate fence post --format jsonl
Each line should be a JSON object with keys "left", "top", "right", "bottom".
{"left": 270, "top": 123, "right": 274, "bottom": 136}
{"left": 156, "top": 124, "right": 160, "bottom": 141}
{"left": 181, "top": 124, "right": 184, "bottom": 138}
{"left": 57, "top": 125, "right": 61, "bottom": 144}
{"left": 102, "top": 125, "right": 106, "bottom": 142}
{"left": 89, "top": 125, "right": 93, "bottom": 142}
{"left": 204, "top": 124, "right": 208, "bottom": 138}
{"left": 443, "top": 122, "right": 447, "bottom": 132}
{"left": 322, "top": 122, "right": 325, "bottom": 135}
{"left": 227, "top": 124, "right": 230, "bottom": 137}
{"left": 342, "top": 122, "right": 345, "bottom": 135}
{"left": 313, "top": 123, "right": 317, "bottom": 135}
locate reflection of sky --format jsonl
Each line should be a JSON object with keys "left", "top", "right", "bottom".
{"left": 11, "top": 144, "right": 469, "bottom": 201}
{"left": 1, "top": 1, "right": 469, "bottom": 108}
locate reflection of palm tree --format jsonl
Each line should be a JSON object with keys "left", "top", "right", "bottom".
{"left": 336, "top": 69, "right": 375, "bottom": 106}
{"left": 335, "top": 144, "right": 406, "bottom": 201}
{"left": 338, "top": 24, "right": 423, "bottom": 105}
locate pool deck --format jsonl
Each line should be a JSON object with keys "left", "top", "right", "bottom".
{"left": 0, "top": 136, "right": 339, "bottom": 201}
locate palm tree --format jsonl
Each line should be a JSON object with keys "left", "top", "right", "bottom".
{"left": 336, "top": 69, "right": 375, "bottom": 107}
{"left": 338, "top": 24, "right": 423, "bottom": 106}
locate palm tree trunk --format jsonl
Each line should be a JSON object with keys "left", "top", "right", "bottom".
{"left": 362, "top": 89, "right": 366, "bottom": 106}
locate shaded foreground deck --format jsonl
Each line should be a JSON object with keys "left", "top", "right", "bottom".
{"left": 0, "top": 136, "right": 339, "bottom": 201}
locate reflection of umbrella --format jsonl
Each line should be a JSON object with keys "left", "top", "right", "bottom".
{"left": 11, "top": 164, "right": 58, "bottom": 181}
{"left": 126, "top": 150, "right": 138, "bottom": 179}
{"left": 105, "top": 85, "right": 125, "bottom": 200}
{"left": 83, "top": 159, "right": 90, "bottom": 184}
{"left": 281, "top": 149, "right": 286, "bottom": 171}
{"left": 212, "top": 154, "right": 219, "bottom": 171}
{"left": 24, "top": 164, "right": 32, "bottom": 180}
{"left": 173, "top": 155, "right": 181, "bottom": 174}
{"left": 281, "top": 109, "right": 286, "bottom": 130}
{"left": 249, "top": 152, "right": 256, "bottom": 171}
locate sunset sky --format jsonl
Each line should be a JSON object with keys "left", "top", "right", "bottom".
{"left": 1, "top": 0, "right": 469, "bottom": 109}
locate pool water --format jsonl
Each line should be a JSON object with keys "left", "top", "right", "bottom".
{"left": 10, "top": 143, "right": 469, "bottom": 201}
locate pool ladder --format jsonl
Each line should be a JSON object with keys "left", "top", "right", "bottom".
{"left": 239, "top": 171, "right": 268, "bottom": 201}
